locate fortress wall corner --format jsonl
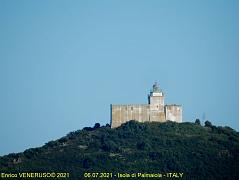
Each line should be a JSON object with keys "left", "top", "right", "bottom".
{"left": 111, "top": 104, "right": 150, "bottom": 128}
{"left": 165, "top": 105, "right": 182, "bottom": 123}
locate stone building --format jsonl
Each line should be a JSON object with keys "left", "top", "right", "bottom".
{"left": 110, "top": 83, "right": 182, "bottom": 128}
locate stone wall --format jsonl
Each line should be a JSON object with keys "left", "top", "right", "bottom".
{"left": 111, "top": 104, "right": 168, "bottom": 128}
{"left": 165, "top": 105, "right": 182, "bottom": 123}
{"left": 111, "top": 104, "right": 150, "bottom": 128}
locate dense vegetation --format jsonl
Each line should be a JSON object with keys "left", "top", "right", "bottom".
{"left": 0, "top": 120, "right": 239, "bottom": 180}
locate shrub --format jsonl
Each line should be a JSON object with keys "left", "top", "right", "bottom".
{"left": 94, "top": 123, "right": 101, "bottom": 129}
{"left": 205, "top": 120, "right": 212, "bottom": 127}
{"left": 195, "top": 119, "right": 201, "bottom": 125}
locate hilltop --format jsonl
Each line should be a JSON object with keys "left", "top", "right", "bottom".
{"left": 0, "top": 121, "right": 239, "bottom": 180}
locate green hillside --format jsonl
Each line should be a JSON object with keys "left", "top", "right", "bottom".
{"left": 0, "top": 121, "right": 239, "bottom": 180}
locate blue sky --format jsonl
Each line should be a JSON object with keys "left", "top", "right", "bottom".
{"left": 0, "top": 0, "right": 239, "bottom": 155}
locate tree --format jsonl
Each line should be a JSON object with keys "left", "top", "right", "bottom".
{"left": 83, "top": 158, "right": 94, "bottom": 169}
{"left": 205, "top": 120, "right": 212, "bottom": 127}
{"left": 94, "top": 123, "right": 100, "bottom": 129}
{"left": 83, "top": 127, "right": 93, "bottom": 131}
{"left": 137, "top": 141, "right": 146, "bottom": 150}
{"left": 195, "top": 119, "right": 201, "bottom": 125}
